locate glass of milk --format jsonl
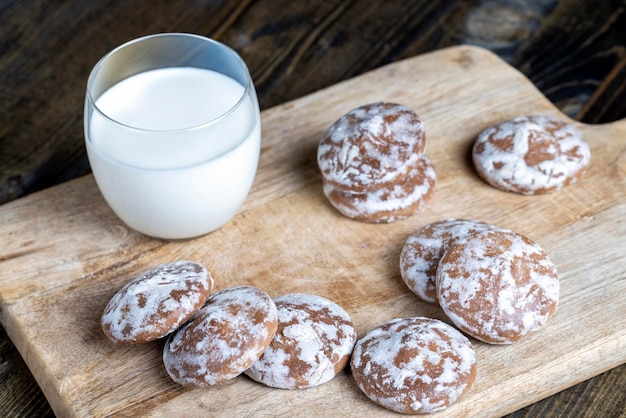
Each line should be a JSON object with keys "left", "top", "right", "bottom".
{"left": 84, "top": 33, "right": 261, "bottom": 239}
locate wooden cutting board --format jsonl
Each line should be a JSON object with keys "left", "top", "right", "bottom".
{"left": 1, "top": 45, "right": 625, "bottom": 417}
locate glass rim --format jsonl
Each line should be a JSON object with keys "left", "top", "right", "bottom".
{"left": 85, "top": 32, "right": 253, "bottom": 133}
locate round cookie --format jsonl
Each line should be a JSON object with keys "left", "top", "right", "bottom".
{"left": 400, "top": 219, "right": 500, "bottom": 304}
{"left": 245, "top": 293, "right": 357, "bottom": 389}
{"left": 437, "top": 229, "right": 559, "bottom": 344}
{"left": 163, "top": 286, "right": 278, "bottom": 387}
{"left": 351, "top": 317, "right": 477, "bottom": 415}
{"left": 323, "top": 155, "right": 436, "bottom": 223}
{"left": 318, "top": 102, "right": 426, "bottom": 194}
{"left": 472, "top": 115, "right": 590, "bottom": 194}
{"left": 101, "top": 260, "right": 213, "bottom": 344}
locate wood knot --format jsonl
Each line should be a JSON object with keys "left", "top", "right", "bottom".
{"left": 463, "top": 0, "right": 548, "bottom": 54}
{"left": 107, "top": 223, "right": 130, "bottom": 239}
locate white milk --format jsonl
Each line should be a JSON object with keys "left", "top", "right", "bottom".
{"left": 85, "top": 67, "right": 261, "bottom": 239}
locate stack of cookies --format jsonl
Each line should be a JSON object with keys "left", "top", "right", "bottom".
{"left": 317, "top": 102, "right": 436, "bottom": 223}
{"left": 400, "top": 218, "right": 560, "bottom": 344}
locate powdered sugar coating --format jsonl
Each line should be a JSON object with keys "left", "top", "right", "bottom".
{"left": 244, "top": 293, "right": 357, "bottom": 389}
{"left": 351, "top": 317, "right": 477, "bottom": 415}
{"left": 323, "top": 155, "right": 436, "bottom": 223}
{"left": 101, "top": 260, "right": 213, "bottom": 344}
{"left": 163, "top": 286, "right": 278, "bottom": 386}
{"left": 400, "top": 219, "right": 500, "bottom": 304}
{"left": 318, "top": 102, "right": 426, "bottom": 193}
{"left": 473, "top": 115, "right": 590, "bottom": 194}
{"left": 437, "top": 229, "right": 559, "bottom": 344}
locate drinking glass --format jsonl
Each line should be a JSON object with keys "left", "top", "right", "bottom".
{"left": 84, "top": 33, "right": 261, "bottom": 239}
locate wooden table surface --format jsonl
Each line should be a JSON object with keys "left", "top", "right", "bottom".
{"left": 1, "top": 1, "right": 625, "bottom": 417}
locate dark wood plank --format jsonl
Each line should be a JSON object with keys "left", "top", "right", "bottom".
{"left": 0, "top": 327, "right": 54, "bottom": 417}
{"left": 1, "top": 1, "right": 625, "bottom": 417}
{"left": 513, "top": 0, "right": 626, "bottom": 123}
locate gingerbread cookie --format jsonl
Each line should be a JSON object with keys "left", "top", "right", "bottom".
{"left": 437, "top": 229, "right": 559, "bottom": 344}
{"left": 400, "top": 219, "right": 499, "bottom": 304}
{"left": 101, "top": 260, "right": 213, "bottom": 344}
{"left": 245, "top": 293, "right": 357, "bottom": 389}
{"left": 472, "top": 115, "right": 590, "bottom": 194}
{"left": 163, "top": 286, "right": 278, "bottom": 386}
{"left": 323, "top": 155, "right": 436, "bottom": 223}
{"left": 351, "top": 317, "right": 477, "bottom": 414}
{"left": 318, "top": 102, "right": 426, "bottom": 194}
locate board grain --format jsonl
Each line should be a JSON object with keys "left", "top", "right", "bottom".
{"left": 0, "top": 45, "right": 625, "bottom": 417}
